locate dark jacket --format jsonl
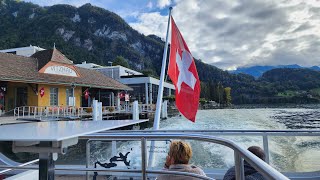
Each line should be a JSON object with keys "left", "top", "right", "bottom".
{"left": 223, "top": 162, "right": 265, "bottom": 180}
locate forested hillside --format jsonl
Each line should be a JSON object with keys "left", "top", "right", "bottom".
{"left": 1, "top": 0, "right": 319, "bottom": 104}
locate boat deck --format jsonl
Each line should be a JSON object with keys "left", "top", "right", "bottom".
{"left": 0, "top": 116, "right": 29, "bottom": 125}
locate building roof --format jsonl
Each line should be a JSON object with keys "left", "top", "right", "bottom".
{"left": 0, "top": 45, "right": 46, "bottom": 57}
{"left": 0, "top": 45, "right": 45, "bottom": 53}
{"left": 76, "top": 61, "right": 103, "bottom": 69}
{"left": 32, "top": 49, "right": 73, "bottom": 70}
{"left": 0, "top": 51, "right": 132, "bottom": 91}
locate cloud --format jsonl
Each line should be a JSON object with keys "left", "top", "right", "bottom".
{"left": 130, "top": 12, "right": 168, "bottom": 39}
{"left": 157, "top": 0, "right": 171, "bottom": 8}
{"left": 147, "top": 1, "right": 153, "bottom": 9}
{"left": 130, "top": 0, "right": 320, "bottom": 69}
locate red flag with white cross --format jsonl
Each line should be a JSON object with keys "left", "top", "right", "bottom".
{"left": 168, "top": 16, "right": 201, "bottom": 122}
{"left": 84, "top": 88, "right": 90, "bottom": 100}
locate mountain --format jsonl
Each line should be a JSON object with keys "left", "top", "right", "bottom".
{"left": 230, "top": 64, "right": 320, "bottom": 78}
{"left": 310, "top": 66, "right": 320, "bottom": 71}
{"left": 261, "top": 68, "right": 320, "bottom": 89}
{"left": 0, "top": 0, "right": 254, "bottom": 100}
{"left": 0, "top": 0, "right": 165, "bottom": 75}
{"left": 1, "top": 0, "right": 320, "bottom": 104}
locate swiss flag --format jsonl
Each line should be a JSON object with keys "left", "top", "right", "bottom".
{"left": 168, "top": 16, "right": 200, "bottom": 122}
{"left": 84, "top": 88, "right": 90, "bottom": 100}
{"left": 39, "top": 87, "right": 45, "bottom": 98}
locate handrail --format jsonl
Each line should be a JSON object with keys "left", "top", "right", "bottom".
{"left": 13, "top": 104, "right": 156, "bottom": 119}
{"left": 95, "top": 129, "right": 320, "bottom": 164}
{"left": 0, "top": 132, "right": 295, "bottom": 179}
{"left": 0, "top": 159, "right": 39, "bottom": 175}
{"left": 81, "top": 132, "right": 290, "bottom": 180}
{"left": 0, "top": 165, "right": 211, "bottom": 179}
{"left": 98, "top": 129, "right": 320, "bottom": 134}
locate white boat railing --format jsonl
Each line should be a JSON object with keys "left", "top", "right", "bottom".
{"left": 99, "top": 129, "right": 320, "bottom": 165}
{"left": 14, "top": 106, "right": 78, "bottom": 118}
{"left": 14, "top": 104, "right": 156, "bottom": 119}
{"left": 0, "top": 158, "right": 39, "bottom": 175}
{"left": 2, "top": 130, "right": 319, "bottom": 179}
{"left": 81, "top": 131, "right": 290, "bottom": 180}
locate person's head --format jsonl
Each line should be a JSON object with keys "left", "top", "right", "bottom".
{"left": 247, "top": 146, "right": 265, "bottom": 161}
{"left": 168, "top": 140, "right": 193, "bottom": 164}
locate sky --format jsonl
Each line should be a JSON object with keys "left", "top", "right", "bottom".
{"left": 25, "top": 0, "right": 320, "bottom": 70}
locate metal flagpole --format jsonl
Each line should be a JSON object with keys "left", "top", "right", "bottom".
{"left": 148, "top": 7, "right": 173, "bottom": 167}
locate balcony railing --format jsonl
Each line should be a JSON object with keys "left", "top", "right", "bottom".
{"left": 13, "top": 104, "right": 156, "bottom": 119}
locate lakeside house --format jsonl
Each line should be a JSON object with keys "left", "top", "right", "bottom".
{"left": 76, "top": 62, "right": 175, "bottom": 105}
{"left": 0, "top": 48, "right": 132, "bottom": 113}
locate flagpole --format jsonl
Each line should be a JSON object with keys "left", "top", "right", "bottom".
{"left": 148, "top": 6, "right": 172, "bottom": 167}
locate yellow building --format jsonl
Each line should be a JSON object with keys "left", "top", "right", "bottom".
{"left": 0, "top": 48, "right": 131, "bottom": 112}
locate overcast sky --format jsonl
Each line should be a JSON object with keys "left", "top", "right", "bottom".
{"left": 25, "top": 0, "right": 320, "bottom": 70}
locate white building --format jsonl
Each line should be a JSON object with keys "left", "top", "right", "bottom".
{"left": 76, "top": 62, "right": 175, "bottom": 104}
{"left": 0, "top": 45, "right": 45, "bottom": 57}
{"left": 75, "top": 61, "right": 103, "bottom": 69}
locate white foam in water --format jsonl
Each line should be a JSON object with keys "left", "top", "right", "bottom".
{"left": 90, "top": 108, "right": 320, "bottom": 172}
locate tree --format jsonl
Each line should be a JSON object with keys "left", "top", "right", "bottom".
{"left": 112, "top": 56, "right": 129, "bottom": 68}
{"left": 141, "top": 69, "right": 156, "bottom": 77}
{"left": 224, "top": 87, "right": 232, "bottom": 105}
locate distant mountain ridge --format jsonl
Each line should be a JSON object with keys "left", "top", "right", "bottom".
{"left": 230, "top": 64, "right": 320, "bottom": 78}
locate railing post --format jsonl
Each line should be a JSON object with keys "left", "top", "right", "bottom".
{"left": 234, "top": 151, "right": 245, "bottom": 180}
{"left": 141, "top": 137, "right": 147, "bottom": 180}
{"left": 28, "top": 106, "right": 31, "bottom": 117}
{"left": 262, "top": 134, "right": 270, "bottom": 164}
{"left": 16, "top": 107, "right": 19, "bottom": 118}
{"left": 86, "top": 140, "right": 91, "bottom": 180}
{"left": 22, "top": 106, "right": 25, "bottom": 118}
{"left": 34, "top": 107, "right": 37, "bottom": 118}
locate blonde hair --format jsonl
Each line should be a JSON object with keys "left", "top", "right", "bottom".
{"left": 168, "top": 140, "right": 193, "bottom": 164}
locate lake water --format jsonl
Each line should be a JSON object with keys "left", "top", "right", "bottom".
{"left": 158, "top": 108, "right": 320, "bottom": 172}
{"left": 73, "top": 108, "right": 320, "bottom": 173}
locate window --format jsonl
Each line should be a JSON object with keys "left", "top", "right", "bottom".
{"left": 66, "top": 88, "right": 74, "bottom": 106}
{"left": 50, "top": 88, "right": 58, "bottom": 106}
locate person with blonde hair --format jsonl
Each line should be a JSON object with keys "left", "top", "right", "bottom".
{"left": 157, "top": 140, "right": 206, "bottom": 180}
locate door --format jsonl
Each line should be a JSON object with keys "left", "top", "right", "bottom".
{"left": 16, "top": 87, "right": 28, "bottom": 107}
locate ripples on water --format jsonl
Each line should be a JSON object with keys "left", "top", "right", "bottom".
{"left": 272, "top": 109, "right": 320, "bottom": 129}
{"left": 85, "top": 108, "right": 320, "bottom": 173}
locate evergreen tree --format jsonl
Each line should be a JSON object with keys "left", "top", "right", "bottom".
{"left": 113, "top": 56, "right": 129, "bottom": 68}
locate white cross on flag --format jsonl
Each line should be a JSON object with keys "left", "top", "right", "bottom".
{"left": 168, "top": 16, "right": 200, "bottom": 122}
